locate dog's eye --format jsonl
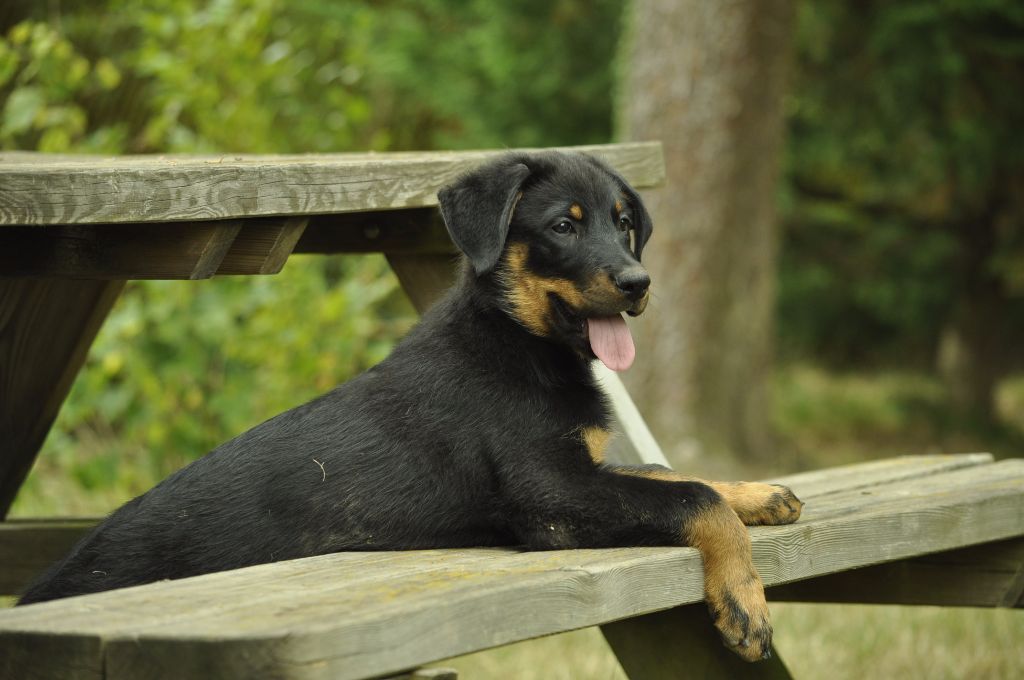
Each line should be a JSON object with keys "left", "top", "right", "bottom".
{"left": 618, "top": 215, "right": 632, "bottom": 232}
{"left": 553, "top": 220, "right": 575, "bottom": 235}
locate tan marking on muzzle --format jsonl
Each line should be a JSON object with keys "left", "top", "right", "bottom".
{"left": 583, "top": 272, "right": 623, "bottom": 308}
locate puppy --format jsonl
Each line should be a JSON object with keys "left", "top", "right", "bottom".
{"left": 19, "top": 151, "right": 801, "bottom": 662}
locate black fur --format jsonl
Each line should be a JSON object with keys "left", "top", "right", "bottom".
{"left": 19, "top": 151, "right": 715, "bottom": 605}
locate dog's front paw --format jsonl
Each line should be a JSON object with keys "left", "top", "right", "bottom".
{"left": 719, "top": 482, "right": 803, "bottom": 526}
{"left": 706, "top": 570, "right": 773, "bottom": 662}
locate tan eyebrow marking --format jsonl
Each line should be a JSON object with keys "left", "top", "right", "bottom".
{"left": 614, "top": 200, "right": 622, "bottom": 213}
{"left": 569, "top": 203, "right": 583, "bottom": 220}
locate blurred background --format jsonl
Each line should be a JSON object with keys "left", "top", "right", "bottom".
{"left": 2, "top": 0, "right": 1022, "bottom": 677}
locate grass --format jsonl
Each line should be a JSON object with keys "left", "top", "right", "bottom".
{"left": 7, "top": 365, "right": 1024, "bottom": 677}
{"left": 772, "top": 366, "right": 1024, "bottom": 471}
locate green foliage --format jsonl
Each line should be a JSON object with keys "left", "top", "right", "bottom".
{"left": 0, "top": 21, "right": 122, "bottom": 151}
{"left": 781, "top": 0, "right": 1024, "bottom": 364}
{"left": 4, "top": 0, "right": 622, "bottom": 512}
{"left": 353, "top": 0, "right": 622, "bottom": 149}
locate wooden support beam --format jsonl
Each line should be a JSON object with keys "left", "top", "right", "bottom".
{"left": 602, "top": 603, "right": 793, "bottom": 680}
{"left": 0, "top": 279, "right": 123, "bottom": 517}
{"left": 0, "top": 520, "right": 97, "bottom": 595}
{"left": 0, "top": 217, "right": 314, "bottom": 279}
{"left": 768, "top": 536, "right": 1024, "bottom": 609}
{"left": 216, "top": 217, "right": 308, "bottom": 275}
{"left": 295, "top": 209, "right": 455, "bottom": 255}
{"left": 0, "top": 222, "right": 241, "bottom": 279}
{"left": 384, "top": 253, "right": 461, "bottom": 313}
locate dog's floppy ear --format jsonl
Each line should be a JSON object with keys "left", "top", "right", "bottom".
{"left": 582, "top": 155, "right": 654, "bottom": 260}
{"left": 438, "top": 157, "right": 532, "bottom": 276}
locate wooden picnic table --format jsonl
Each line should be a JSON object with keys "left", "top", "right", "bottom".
{"left": 1, "top": 143, "right": 1022, "bottom": 679}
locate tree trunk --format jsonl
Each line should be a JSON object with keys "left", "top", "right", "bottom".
{"left": 937, "top": 205, "right": 1011, "bottom": 423}
{"left": 619, "top": 0, "right": 794, "bottom": 464}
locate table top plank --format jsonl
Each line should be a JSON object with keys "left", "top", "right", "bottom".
{"left": 0, "top": 143, "right": 664, "bottom": 227}
{"left": 1, "top": 455, "right": 1021, "bottom": 680}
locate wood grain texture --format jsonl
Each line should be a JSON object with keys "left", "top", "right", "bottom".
{"left": 765, "top": 452, "right": 995, "bottom": 499}
{"left": 0, "top": 221, "right": 241, "bottom": 279}
{"left": 1, "top": 455, "right": 1021, "bottom": 680}
{"left": 0, "top": 143, "right": 665, "bottom": 226}
{"left": 0, "top": 279, "right": 124, "bottom": 517}
{"left": 0, "top": 520, "right": 97, "bottom": 595}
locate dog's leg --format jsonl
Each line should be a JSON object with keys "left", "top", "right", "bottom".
{"left": 610, "top": 464, "right": 803, "bottom": 527}
{"left": 508, "top": 472, "right": 773, "bottom": 661}
{"left": 684, "top": 493, "right": 773, "bottom": 661}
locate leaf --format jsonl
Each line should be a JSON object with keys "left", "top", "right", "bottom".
{"left": 94, "top": 57, "right": 122, "bottom": 89}
{"left": 0, "top": 42, "right": 17, "bottom": 88}
{"left": 2, "top": 86, "right": 44, "bottom": 136}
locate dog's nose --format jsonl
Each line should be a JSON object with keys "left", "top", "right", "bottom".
{"left": 614, "top": 267, "right": 651, "bottom": 300}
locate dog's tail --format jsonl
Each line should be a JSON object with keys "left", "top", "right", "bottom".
{"left": 18, "top": 496, "right": 146, "bottom": 605}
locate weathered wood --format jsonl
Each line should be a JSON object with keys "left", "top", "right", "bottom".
{"left": 385, "top": 253, "right": 461, "bottom": 313}
{"left": 0, "top": 143, "right": 665, "bottom": 226}
{"left": 0, "top": 279, "right": 124, "bottom": 517}
{"left": 602, "top": 603, "right": 793, "bottom": 680}
{"left": 295, "top": 209, "right": 455, "bottom": 255}
{"left": 1, "top": 456, "right": 1020, "bottom": 680}
{"left": 0, "top": 222, "right": 241, "bottom": 279}
{"left": 769, "top": 536, "right": 1024, "bottom": 608}
{"left": 216, "top": 217, "right": 308, "bottom": 275}
{"left": 765, "top": 452, "right": 994, "bottom": 499}
{"left": 0, "top": 520, "right": 97, "bottom": 595}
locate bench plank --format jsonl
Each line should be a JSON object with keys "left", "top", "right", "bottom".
{"left": 765, "top": 452, "right": 994, "bottom": 499}
{"left": 0, "top": 143, "right": 665, "bottom": 226}
{"left": 1, "top": 456, "right": 1021, "bottom": 680}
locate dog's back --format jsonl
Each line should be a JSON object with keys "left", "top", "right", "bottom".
{"left": 19, "top": 284, "right": 579, "bottom": 603}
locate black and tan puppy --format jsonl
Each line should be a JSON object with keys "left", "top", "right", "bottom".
{"left": 19, "top": 152, "right": 801, "bottom": 661}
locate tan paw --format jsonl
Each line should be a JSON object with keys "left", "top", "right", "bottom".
{"left": 706, "top": 570, "right": 773, "bottom": 662}
{"left": 716, "top": 482, "right": 804, "bottom": 526}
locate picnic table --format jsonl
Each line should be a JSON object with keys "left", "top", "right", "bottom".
{"left": 0, "top": 143, "right": 1022, "bottom": 679}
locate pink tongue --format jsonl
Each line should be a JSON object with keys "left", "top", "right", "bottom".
{"left": 587, "top": 315, "right": 636, "bottom": 372}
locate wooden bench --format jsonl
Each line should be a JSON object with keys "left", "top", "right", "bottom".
{"left": 1, "top": 144, "right": 1022, "bottom": 679}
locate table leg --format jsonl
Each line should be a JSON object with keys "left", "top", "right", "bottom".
{"left": 601, "top": 603, "right": 793, "bottom": 680}
{"left": 0, "top": 279, "right": 123, "bottom": 517}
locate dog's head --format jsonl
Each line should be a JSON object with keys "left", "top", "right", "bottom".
{"left": 438, "top": 152, "right": 652, "bottom": 371}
